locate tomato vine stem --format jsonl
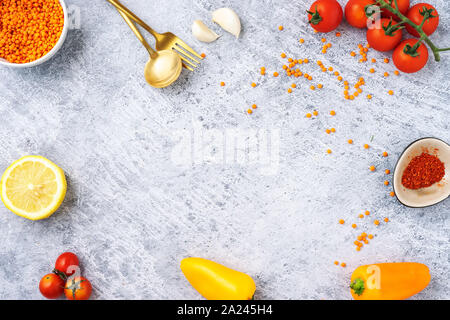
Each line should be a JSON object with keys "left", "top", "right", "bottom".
{"left": 375, "top": 0, "right": 450, "bottom": 61}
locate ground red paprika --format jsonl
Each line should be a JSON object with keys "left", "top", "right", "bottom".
{"left": 401, "top": 153, "right": 445, "bottom": 189}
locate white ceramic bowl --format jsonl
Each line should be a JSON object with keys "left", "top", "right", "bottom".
{"left": 0, "top": 0, "right": 68, "bottom": 68}
{"left": 393, "top": 137, "right": 450, "bottom": 208}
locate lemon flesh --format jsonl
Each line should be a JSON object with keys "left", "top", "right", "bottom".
{"left": 1, "top": 156, "right": 67, "bottom": 220}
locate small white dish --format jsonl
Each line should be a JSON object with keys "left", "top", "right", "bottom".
{"left": 0, "top": 0, "right": 68, "bottom": 68}
{"left": 393, "top": 137, "right": 450, "bottom": 208}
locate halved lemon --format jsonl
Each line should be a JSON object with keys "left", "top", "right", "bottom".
{"left": 1, "top": 156, "right": 67, "bottom": 220}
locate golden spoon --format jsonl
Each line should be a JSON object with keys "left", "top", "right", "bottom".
{"left": 116, "top": 9, "right": 182, "bottom": 88}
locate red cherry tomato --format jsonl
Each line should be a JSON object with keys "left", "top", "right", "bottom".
{"left": 55, "top": 252, "right": 79, "bottom": 276}
{"left": 64, "top": 276, "right": 92, "bottom": 300}
{"left": 367, "top": 18, "right": 403, "bottom": 51}
{"left": 382, "top": 0, "right": 410, "bottom": 20}
{"left": 406, "top": 3, "right": 439, "bottom": 37}
{"left": 345, "top": 0, "right": 377, "bottom": 29}
{"left": 393, "top": 39, "right": 429, "bottom": 73}
{"left": 307, "top": 0, "right": 343, "bottom": 33}
{"left": 39, "top": 273, "right": 65, "bottom": 299}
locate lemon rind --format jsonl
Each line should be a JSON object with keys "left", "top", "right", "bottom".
{"left": 0, "top": 156, "right": 67, "bottom": 221}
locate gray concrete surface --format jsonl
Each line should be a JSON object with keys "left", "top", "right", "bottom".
{"left": 0, "top": 0, "right": 449, "bottom": 299}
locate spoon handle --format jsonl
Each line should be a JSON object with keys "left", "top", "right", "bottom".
{"left": 116, "top": 9, "right": 156, "bottom": 57}
{"left": 107, "top": 0, "right": 160, "bottom": 40}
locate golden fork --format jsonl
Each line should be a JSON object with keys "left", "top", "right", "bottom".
{"left": 107, "top": 0, "right": 202, "bottom": 71}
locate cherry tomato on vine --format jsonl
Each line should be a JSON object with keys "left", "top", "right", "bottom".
{"left": 64, "top": 276, "right": 92, "bottom": 300}
{"left": 345, "top": 0, "right": 377, "bottom": 29}
{"left": 55, "top": 252, "right": 79, "bottom": 276}
{"left": 382, "top": 0, "right": 410, "bottom": 20}
{"left": 307, "top": 0, "right": 343, "bottom": 33}
{"left": 393, "top": 39, "right": 429, "bottom": 73}
{"left": 367, "top": 18, "right": 403, "bottom": 51}
{"left": 406, "top": 3, "right": 439, "bottom": 37}
{"left": 39, "top": 273, "right": 65, "bottom": 299}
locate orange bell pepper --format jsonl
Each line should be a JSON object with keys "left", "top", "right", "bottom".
{"left": 350, "top": 262, "right": 430, "bottom": 300}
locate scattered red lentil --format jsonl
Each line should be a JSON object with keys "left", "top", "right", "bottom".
{"left": 370, "top": 166, "right": 376, "bottom": 172}
{"left": 385, "top": 169, "right": 391, "bottom": 174}
{"left": 220, "top": 82, "right": 225, "bottom": 86}
{"left": 374, "top": 220, "right": 380, "bottom": 226}
{"left": 382, "top": 151, "right": 388, "bottom": 157}
{"left": 352, "top": 224, "right": 357, "bottom": 229}
{"left": 201, "top": 53, "right": 206, "bottom": 58}
{"left": 339, "top": 219, "right": 345, "bottom": 224}
{"left": 348, "top": 139, "right": 353, "bottom": 144}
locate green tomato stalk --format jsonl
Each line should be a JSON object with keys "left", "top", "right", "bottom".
{"left": 375, "top": 0, "right": 450, "bottom": 61}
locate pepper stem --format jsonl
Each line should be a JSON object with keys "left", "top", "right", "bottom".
{"left": 350, "top": 278, "right": 366, "bottom": 296}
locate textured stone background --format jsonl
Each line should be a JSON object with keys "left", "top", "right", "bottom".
{"left": 0, "top": 0, "right": 449, "bottom": 299}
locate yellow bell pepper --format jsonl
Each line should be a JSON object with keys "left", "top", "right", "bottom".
{"left": 180, "top": 257, "right": 256, "bottom": 300}
{"left": 350, "top": 262, "right": 431, "bottom": 300}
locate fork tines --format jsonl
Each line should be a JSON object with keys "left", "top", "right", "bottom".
{"left": 172, "top": 39, "right": 203, "bottom": 72}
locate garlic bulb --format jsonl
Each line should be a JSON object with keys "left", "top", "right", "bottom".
{"left": 212, "top": 8, "right": 241, "bottom": 38}
{"left": 192, "top": 20, "right": 220, "bottom": 43}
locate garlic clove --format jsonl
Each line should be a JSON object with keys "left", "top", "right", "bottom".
{"left": 212, "top": 8, "right": 241, "bottom": 38}
{"left": 192, "top": 20, "right": 220, "bottom": 43}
